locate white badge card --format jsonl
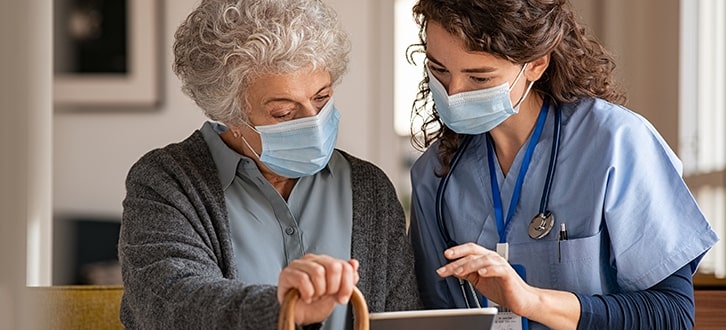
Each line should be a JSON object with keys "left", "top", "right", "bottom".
{"left": 496, "top": 242, "right": 509, "bottom": 261}
{"left": 489, "top": 302, "right": 526, "bottom": 330}
{"left": 489, "top": 263, "right": 529, "bottom": 330}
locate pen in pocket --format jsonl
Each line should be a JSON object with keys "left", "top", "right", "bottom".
{"left": 558, "top": 223, "right": 567, "bottom": 263}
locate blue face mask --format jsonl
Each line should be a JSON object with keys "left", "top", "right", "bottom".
{"left": 428, "top": 64, "right": 533, "bottom": 134}
{"left": 241, "top": 99, "right": 340, "bottom": 178}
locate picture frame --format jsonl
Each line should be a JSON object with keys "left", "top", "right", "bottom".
{"left": 53, "top": 0, "right": 159, "bottom": 107}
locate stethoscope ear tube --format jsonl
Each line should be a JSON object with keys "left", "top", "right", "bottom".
{"left": 538, "top": 108, "right": 562, "bottom": 214}
{"left": 435, "top": 135, "right": 473, "bottom": 248}
{"left": 528, "top": 107, "right": 562, "bottom": 239}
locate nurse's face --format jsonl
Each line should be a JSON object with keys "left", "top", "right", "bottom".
{"left": 424, "top": 20, "right": 541, "bottom": 102}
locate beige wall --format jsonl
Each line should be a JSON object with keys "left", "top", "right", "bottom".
{"left": 572, "top": 0, "right": 680, "bottom": 148}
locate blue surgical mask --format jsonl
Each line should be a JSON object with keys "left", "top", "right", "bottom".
{"left": 428, "top": 63, "right": 533, "bottom": 134}
{"left": 241, "top": 98, "right": 340, "bottom": 178}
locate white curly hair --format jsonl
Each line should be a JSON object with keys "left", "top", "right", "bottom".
{"left": 173, "top": 0, "right": 350, "bottom": 125}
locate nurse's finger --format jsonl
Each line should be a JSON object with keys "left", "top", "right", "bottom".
{"left": 436, "top": 253, "right": 496, "bottom": 277}
{"left": 443, "top": 242, "right": 493, "bottom": 260}
{"left": 457, "top": 254, "right": 512, "bottom": 278}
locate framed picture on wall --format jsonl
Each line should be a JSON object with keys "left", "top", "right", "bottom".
{"left": 53, "top": 0, "right": 159, "bottom": 107}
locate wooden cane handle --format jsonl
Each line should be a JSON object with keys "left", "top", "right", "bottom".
{"left": 278, "top": 286, "right": 369, "bottom": 330}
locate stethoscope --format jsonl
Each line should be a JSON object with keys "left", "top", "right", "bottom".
{"left": 434, "top": 98, "right": 562, "bottom": 308}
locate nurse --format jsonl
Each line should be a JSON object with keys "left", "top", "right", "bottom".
{"left": 407, "top": 0, "right": 719, "bottom": 329}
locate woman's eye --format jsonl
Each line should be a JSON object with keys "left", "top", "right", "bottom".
{"left": 271, "top": 111, "right": 293, "bottom": 119}
{"left": 314, "top": 94, "right": 330, "bottom": 103}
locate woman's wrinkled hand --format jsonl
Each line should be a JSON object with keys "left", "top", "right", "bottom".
{"left": 277, "top": 253, "right": 360, "bottom": 326}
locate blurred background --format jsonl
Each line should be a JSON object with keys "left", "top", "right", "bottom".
{"left": 2, "top": 0, "right": 724, "bottom": 327}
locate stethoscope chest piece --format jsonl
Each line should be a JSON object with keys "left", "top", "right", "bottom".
{"left": 528, "top": 212, "right": 555, "bottom": 239}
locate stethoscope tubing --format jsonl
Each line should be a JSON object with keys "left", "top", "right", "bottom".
{"left": 538, "top": 108, "right": 562, "bottom": 215}
{"left": 435, "top": 104, "right": 562, "bottom": 247}
{"left": 435, "top": 135, "right": 474, "bottom": 248}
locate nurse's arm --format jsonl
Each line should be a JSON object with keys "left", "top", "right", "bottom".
{"left": 522, "top": 287, "right": 580, "bottom": 329}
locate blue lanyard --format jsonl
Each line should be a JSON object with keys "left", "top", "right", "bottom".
{"left": 486, "top": 98, "right": 550, "bottom": 243}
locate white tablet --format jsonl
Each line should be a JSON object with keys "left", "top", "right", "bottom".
{"left": 369, "top": 308, "right": 498, "bottom": 330}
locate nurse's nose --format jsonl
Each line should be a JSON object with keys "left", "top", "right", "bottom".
{"left": 446, "top": 77, "right": 468, "bottom": 95}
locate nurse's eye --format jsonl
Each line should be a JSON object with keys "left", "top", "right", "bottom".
{"left": 428, "top": 64, "right": 448, "bottom": 74}
{"left": 470, "top": 76, "right": 492, "bottom": 83}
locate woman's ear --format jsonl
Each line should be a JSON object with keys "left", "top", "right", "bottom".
{"left": 526, "top": 54, "right": 550, "bottom": 81}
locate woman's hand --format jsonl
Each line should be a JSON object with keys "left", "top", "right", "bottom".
{"left": 435, "top": 243, "right": 537, "bottom": 316}
{"left": 277, "top": 254, "right": 360, "bottom": 326}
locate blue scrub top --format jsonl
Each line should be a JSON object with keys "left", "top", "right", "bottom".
{"left": 410, "top": 97, "right": 719, "bottom": 311}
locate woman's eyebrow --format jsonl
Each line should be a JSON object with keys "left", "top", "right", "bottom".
{"left": 263, "top": 84, "right": 332, "bottom": 105}
{"left": 314, "top": 84, "right": 332, "bottom": 95}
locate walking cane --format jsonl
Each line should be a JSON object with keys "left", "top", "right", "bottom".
{"left": 278, "top": 287, "right": 370, "bottom": 330}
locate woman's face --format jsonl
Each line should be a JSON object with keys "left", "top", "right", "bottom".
{"left": 425, "top": 20, "right": 529, "bottom": 99}
{"left": 231, "top": 67, "right": 333, "bottom": 158}
{"left": 244, "top": 68, "right": 333, "bottom": 126}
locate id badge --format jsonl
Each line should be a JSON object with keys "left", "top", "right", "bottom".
{"left": 489, "top": 263, "right": 529, "bottom": 330}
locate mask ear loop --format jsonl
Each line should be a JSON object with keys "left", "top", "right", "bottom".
{"left": 234, "top": 123, "right": 263, "bottom": 160}
{"left": 509, "top": 63, "right": 536, "bottom": 110}
{"left": 512, "top": 81, "right": 536, "bottom": 110}
{"left": 239, "top": 135, "right": 262, "bottom": 160}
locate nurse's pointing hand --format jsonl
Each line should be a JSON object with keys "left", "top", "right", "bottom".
{"left": 435, "top": 242, "right": 538, "bottom": 318}
{"left": 436, "top": 243, "right": 509, "bottom": 277}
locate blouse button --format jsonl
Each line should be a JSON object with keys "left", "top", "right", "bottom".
{"left": 285, "top": 227, "right": 295, "bottom": 235}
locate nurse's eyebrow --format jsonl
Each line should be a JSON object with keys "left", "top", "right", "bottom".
{"left": 426, "top": 54, "right": 497, "bottom": 73}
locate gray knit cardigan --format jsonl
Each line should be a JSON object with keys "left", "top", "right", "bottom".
{"left": 118, "top": 130, "right": 421, "bottom": 329}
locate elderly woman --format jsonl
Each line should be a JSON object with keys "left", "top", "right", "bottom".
{"left": 118, "top": 0, "right": 420, "bottom": 329}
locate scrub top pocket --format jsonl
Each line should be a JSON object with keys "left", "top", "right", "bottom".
{"left": 508, "top": 230, "right": 614, "bottom": 295}
{"left": 548, "top": 230, "right": 615, "bottom": 295}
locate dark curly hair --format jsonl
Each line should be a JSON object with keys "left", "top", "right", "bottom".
{"left": 408, "top": 0, "right": 626, "bottom": 176}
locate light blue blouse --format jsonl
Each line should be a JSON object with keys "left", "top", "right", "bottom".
{"left": 410, "top": 98, "right": 719, "bottom": 312}
{"left": 201, "top": 121, "right": 353, "bottom": 330}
